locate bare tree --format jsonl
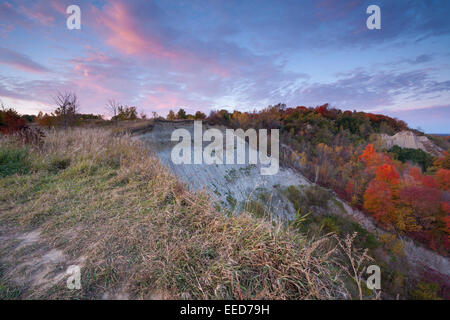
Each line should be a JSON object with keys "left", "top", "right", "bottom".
{"left": 106, "top": 99, "right": 119, "bottom": 126}
{"left": 53, "top": 91, "right": 79, "bottom": 129}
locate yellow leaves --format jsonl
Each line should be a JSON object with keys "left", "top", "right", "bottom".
{"left": 290, "top": 151, "right": 307, "bottom": 166}
{"left": 390, "top": 206, "right": 421, "bottom": 233}
{"left": 380, "top": 234, "right": 405, "bottom": 256}
{"left": 298, "top": 152, "right": 307, "bottom": 166}
{"left": 392, "top": 239, "right": 405, "bottom": 256}
{"left": 317, "top": 143, "right": 333, "bottom": 154}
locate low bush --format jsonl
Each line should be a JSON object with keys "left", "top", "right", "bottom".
{"left": 0, "top": 146, "right": 30, "bottom": 177}
{"left": 411, "top": 282, "right": 442, "bottom": 300}
{"left": 48, "top": 156, "right": 71, "bottom": 173}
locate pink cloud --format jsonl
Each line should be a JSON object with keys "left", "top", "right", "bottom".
{"left": 315, "top": 0, "right": 362, "bottom": 21}
{"left": 93, "top": 1, "right": 179, "bottom": 59}
{"left": 49, "top": 0, "right": 68, "bottom": 15}
{"left": 19, "top": 5, "right": 55, "bottom": 25}
{"left": 0, "top": 47, "right": 48, "bottom": 73}
{"left": 143, "top": 91, "right": 189, "bottom": 111}
{"left": 89, "top": 1, "right": 232, "bottom": 77}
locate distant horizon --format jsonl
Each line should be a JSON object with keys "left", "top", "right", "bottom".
{"left": 9, "top": 102, "right": 449, "bottom": 136}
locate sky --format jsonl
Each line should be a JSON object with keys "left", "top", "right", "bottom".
{"left": 0, "top": 0, "right": 449, "bottom": 133}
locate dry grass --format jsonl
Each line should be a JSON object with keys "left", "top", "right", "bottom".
{"left": 0, "top": 128, "right": 372, "bottom": 299}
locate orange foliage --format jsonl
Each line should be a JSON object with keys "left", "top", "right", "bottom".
{"left": 376, "top": 164, "right": 400, "bottom": 185}
{"left": 363, "top": 179, "right": 393, "bottom": 221}
{"left": 36, "top": 112, "right": 56, "bottom": 128}
{"left": 433, "top": 152, "right": 450, "bottom": 170}
{"left": 359, "top": 144, "right": 376, "bottom": 164}
{"left": 359, "top": 144, "right": 391, "bottom": 170}
{"left": 435, "top": 169, "right": 450, "bottom": 191}
{"left": 361, "top": 144, "right": 449, "bottom": 249}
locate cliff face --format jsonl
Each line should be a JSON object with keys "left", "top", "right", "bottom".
{"left": 137, "top": 120, "right": 311, "bottom": 220}
{"left": 379, "top": 131, "right": 443, "bottom": 156}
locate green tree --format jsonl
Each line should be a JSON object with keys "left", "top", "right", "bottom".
{"left": 176, "top": 108, "right": 187, "bottom": 119}
{"left": 194, "top": 111, "right": 206, "bottom": 120}
{"left": 167, "top": 110, "right": 176, "bottom": 120}
{"left": 117, "top": 106, "right": 138, "bottom": 120}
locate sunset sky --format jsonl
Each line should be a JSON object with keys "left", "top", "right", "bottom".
{"left": 0, "top": 0, "right": 449, "bottom": 132}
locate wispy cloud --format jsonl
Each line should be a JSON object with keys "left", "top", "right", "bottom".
{"left": 0, "top": 47, "right": 49, "bottom": 73}
{"left": 288, "top": 68, "right": 450, "bottom": 110}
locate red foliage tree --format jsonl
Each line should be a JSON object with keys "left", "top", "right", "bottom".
{"left": 360, "top": 144, "right": 448, "bottom": 249}
{"left": 398, "top": 185, "right": 441, "bottom": 218}
{"left": 363, "top": 179, "right": 394, "bottom": 223}
{"left": 376, "top": 163, "right": 400, "bottom": 185}
{"left": 0, "top": 108, "right": 26, "bottom": 134}
{"left": 359, "top": 144, "right": 377, "bottom": 164}
{"left": 435, "top": 169, "right": 450, "bottom": 191}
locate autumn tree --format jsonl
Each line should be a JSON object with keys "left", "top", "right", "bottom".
{"left": 167, "top": 110, "right": 176, "bottom": 120}
{"left": 117, "top": 106, "right": 137, "bottom": 120}
{"left": 433, "top": 152, "right": 450, "bottom": 170}
{"left": 359, "top": 144, "right": 389, "bottom": 170}
{"left": 376, "top": 163, "right": 400, "bottom": 186}
{"left": 363, "top": 179, "right": 394, "bottom": 224}
{"left": 398, "top": 185, "right": 441, "bottom": 219}
{"left": 106, "top": 99, "right": 119, "bottom": 126}
{"left": 0, "top": 104, "right": 26, "bottom": 134}
{"left": 194, "top": 111, "right": 206, "bottom": 120}
{"left": 36, "top": 111, "right": 56, "bottom": 128}
{"left": 53, "top": 91, "right": 79, "bottom": 129}
{"left": 176, "top": 108, "right": 187, "bottom": 119}
{"left": 435, "top": 169, "right": 450, "bottom": 191}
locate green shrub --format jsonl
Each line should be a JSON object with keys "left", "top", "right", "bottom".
{"left": 62, "top": 160, "right": 98, "bottom": 177}
{"left": 226, "top": 194, "right": 237, "bottom": 209}
{"left": 321, "top": 216, "right": 340, "bottom": 234}
{"left": 285, "top": 185, "right": 302, "bottom": 211}
{"left": 362, "top": 233, "right": 380, "bottom": 249}
{"left": 285, "top": 185, "right": 331, "bottom": 212}
{"left": 304, "top": 186, "right": 331, "bottom": 208}
{"left": 411, "top": 282, "right": 442, "bottom": 300}
{"left": 389, "top": 145, "right": 433, "bottom": 171}
{"left": 0, "top": 146, "right": 30, "bottom": 177}
{"left": 291, "top": 211, "right": 312, "bottom": 233}
{"left": 48, "top": 156, "right": 71, "bottom": 173}
{"left": 318, "top": 215, "right": 381, "bottom": 249}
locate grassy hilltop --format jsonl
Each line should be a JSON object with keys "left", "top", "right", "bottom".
{"left": 0, "top": 128, "right": 374, "bottom": 299}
